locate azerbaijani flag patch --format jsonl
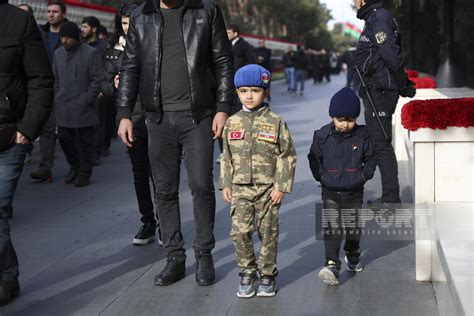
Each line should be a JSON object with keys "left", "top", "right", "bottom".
{"left": 257, "top": 131, "right": 277, "bottom": 143}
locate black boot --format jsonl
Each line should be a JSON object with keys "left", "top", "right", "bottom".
{"left": 195, "top": 252, "right": 215, "bottom": 286}
{"left": 74, "top": 176, "right": 90, "bottom": 187}
{"left": 64, "top": 168, "right": 78, "bottom": 184}
{"left": 154, "top": 257, "right": 186, "bottom": 286}
{"left": 0, "top": 279, "right": 20, "bottom": 306}
{"left": 30, "top": 169, "right": 52, "bottom": 182}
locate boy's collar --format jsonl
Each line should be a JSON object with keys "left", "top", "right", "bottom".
{"left": 242, "top": 103, "right": 267, "bottom": 113}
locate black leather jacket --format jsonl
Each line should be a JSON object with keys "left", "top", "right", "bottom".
{"left": 116, "top": 0, "right": 233, "bottom": 124}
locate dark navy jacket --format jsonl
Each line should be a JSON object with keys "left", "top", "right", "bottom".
{"left": 308, "top": 123, "right": 376, "bottom": 192}
{"left": 355, "top": 0, "right": 406, "bottom": 92}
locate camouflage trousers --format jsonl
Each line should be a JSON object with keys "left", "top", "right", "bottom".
{"left": 230, "top": 183, "right": 279, "bottom": 277}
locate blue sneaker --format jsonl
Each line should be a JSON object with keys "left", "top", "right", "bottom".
{"left": 237, "top": 272, "right": 257, "bottom": 298}
{"left": 257, "top": 275, "right": 276, "bottom": 297}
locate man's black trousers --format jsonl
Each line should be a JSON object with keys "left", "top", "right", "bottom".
{"left": 147, "top": 110, "right": 215, "bottom": 259}
{"left": 57, "top": 126, "right": 95, "bottom": 180}
{"left": 363, "top": 89, "right": 401, "bottom": 203}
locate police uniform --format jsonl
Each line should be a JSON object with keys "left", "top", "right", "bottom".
{"left": 355, "top": 0, "right": 415, "bottom": 203}
{"left": 220, "top": 105, "right": 296, "bottom": 277}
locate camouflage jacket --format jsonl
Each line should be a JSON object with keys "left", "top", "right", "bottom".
{"left": 219, "top": 106, "right": 297, "bottom": 193}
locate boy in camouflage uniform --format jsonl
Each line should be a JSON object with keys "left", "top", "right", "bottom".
{"left": 220, "top": 65, "right": 297, "bottom": 298}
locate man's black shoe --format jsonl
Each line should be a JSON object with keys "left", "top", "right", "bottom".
{"left": 0, "top": 279, "right": 20, "bottom": 306}
{"left": 195, "top": 252, "right": 215, "bottom": 286}
{"left": 154, "top": 257, "right": 186, "bottom": 286}
{"left": 64, "top": 168, "right": 78, "bottom": 184}
{"left": 74, "top": 177, "right": 90, "bottom": 187}
{"left": 133, "top": 223, "right": 156, "bottom": 245}
{"left": 30, "top": 169, "right": 52, "bottom": 182}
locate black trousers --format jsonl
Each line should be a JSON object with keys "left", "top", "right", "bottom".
{"left": 127, "top": 134, "right": 157, "bottom": 226}
{"left": 322, "top": 189, "right": 363, "bottom": 267}
{"left": 93, "top": 97, "right": 106, "bottom": 160}
{"left": 147, "top": 111, "right": 215, "bottom": 259}
{"left": 37, "top": 111, "right": 56, "bottom": 173}
{"left": 363, "top": 89, "right": 401, "bottom": 203}
{"left": 57, "top": 126, "right": 95, "bottom": 180}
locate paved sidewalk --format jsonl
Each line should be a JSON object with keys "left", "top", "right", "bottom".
{"left": 1, "top": 74, "right": 438, "bottom": 315}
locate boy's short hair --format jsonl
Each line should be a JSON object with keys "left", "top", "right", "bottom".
{"left": 234, "top": 64, "right": 271, "bottom": 89}
{"left": 329, "top": 87, "right": 360, "bottom": 118}
{"left": 47, "top": 0, "right": 67, "bottom": 13}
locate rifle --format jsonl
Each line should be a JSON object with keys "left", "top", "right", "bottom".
{"left": 355, "top": 66, "right": 389, "bottom": 140}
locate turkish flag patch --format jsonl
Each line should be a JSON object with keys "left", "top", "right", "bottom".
{"left": 229, "top": 130, "right": 244, "bottom": 140}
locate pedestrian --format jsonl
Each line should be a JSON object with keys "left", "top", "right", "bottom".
{"left": 116, "top": 0, "right": 233, "bottom": 287}
{"left": 227, "top": 24, "right": 256, "bottom": 114}
{"left": 282, "top": 46, "right": 296, "bottom": 94}
{"left": 54, "top": 22, "right": 103, "bottom": 187}
{"left": 81, "top": 16, "right": 110, "bottom": 166}
{"left": 355, "top": 0, "right": 416, "bottom": 204}
{"left": 0, "top": 0, "right": 54, "bottom": 304}
{"left": 30, "top": 0, "right": 68, "bottom": 183}
{"left": 220, "top": 64, "right": 297, "bottom": 298}
{"left": 102, "top": 1, "right": 162, "bottom": 246}
{"left": 308, "top": 87, "right": 377, "bottom": 285}
{"left": 341, "top": 42, "right": 358, "bottom": 91}
{"left": 254, "top": 38, "right": 272, "bottom": 101}
{"left": 294, "top": 45, "right": 309, "bottom": 96}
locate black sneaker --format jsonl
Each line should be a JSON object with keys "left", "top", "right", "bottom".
{"left": 64, "top": 168, "right": 78, "bottom": 184}
{"left": 318, "top": 260, "right": 340, "bottom": 286}
{"left": 30, "top": 169, "right": 52, "bottom": 182}
{"left": 195, "top": 252, "right": 215, "bottom": 286}
{"left": 0, "top": 279, "right": 20, "bottom": 306}
{"left": 74, "top": 177, "right": 90, "bottom": 187}
{"left": 257, "top": 275, "right": 276, "bottom": 297}
{"left": 154, "top": 257, "right": 186, "bottom": 286}
{"left": 237, "top": 272, "right": 257, "bottom": 298}
{"left": 133, "top": 223, "right": 156, "bottom": 246}
{"left": 345, "top": 249, "right": 363, "bottom": 272}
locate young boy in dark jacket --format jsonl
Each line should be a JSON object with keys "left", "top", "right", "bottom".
{"left": 308, "top": 87, "right": 376, "bottom": 285}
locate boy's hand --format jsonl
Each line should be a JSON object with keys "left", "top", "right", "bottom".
{"left": 223, "top": 187, "right": 232, "bottom": 204}
{"left": 270, "top": 190, "right": 285, "bottom": 205}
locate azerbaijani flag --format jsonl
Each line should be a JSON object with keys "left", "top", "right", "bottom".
{"left": 344, "top": 22, "right": 362, "bottom": 39}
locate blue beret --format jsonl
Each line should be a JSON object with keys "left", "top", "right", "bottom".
{"left": 234, "top": 64, "right": 271, "bottom": 89}
{"left": 329, "top": 87, "right": 361, "bottom": 118}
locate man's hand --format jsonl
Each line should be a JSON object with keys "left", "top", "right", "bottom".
{"left": 223, "top": 187, "right": 232, "bottom": 204}
{"left": 270, "top": 190, "right": 285, "bottom": 205}
{"left": 114, "top": 73, "right": 120, "bottom": 89}
{"left": 212, "top": 112, "right": 228, "bottom": 140}
{"left": 15, "top": 131, "right": 30, "bottom": 144}
{"left": 118, "top": 118, "right": 134, "bottom": 147}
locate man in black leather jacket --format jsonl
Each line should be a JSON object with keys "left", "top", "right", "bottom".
{"left": 116, "top": 0, "right": 233, "bottom": 287}
{"left": 0, "top": 0, "right": 54, "bottom": 304}
{"left": 355, "top": 0, "right": 416, "bottom": 203}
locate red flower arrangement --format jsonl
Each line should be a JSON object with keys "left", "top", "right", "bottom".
{"left": 406, "top": 69, "right": 419, "bottom": 78}
{"left": 411, "top": 77, "right": 437, "bottom": 89}
{"left": 401, "top": 98, "right": 474, "bottom": 131}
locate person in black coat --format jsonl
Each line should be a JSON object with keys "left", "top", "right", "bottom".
{"left": 102, "top": 1, "right": 162, "bottom": 246}
{"left": 308, "top": 88, "right": 376, "bottom": 286}
{"left": 355, "top": 0, "right": 416, "bottom": 203}
{"left": 53, "top": 22, "right": 103, "bottom": 187}
{"left": 0, "top": 0, "right": 54, "bottom": 304}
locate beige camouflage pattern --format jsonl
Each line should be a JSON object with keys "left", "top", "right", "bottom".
{"left": 219, "top": 106, "right": 297, "bottom": 193}
{"left": 230, "top": 183, "right": 279, "bottom": 276}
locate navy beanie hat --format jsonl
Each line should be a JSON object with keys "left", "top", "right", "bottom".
{"left": 59, "top": 22, "right": 81, "bottom": 40}
{"left": 234, "top": 64, "right": 271, "bottom": 89}
{"left": 329, "top": 87, "right": 361, "bottom": 118}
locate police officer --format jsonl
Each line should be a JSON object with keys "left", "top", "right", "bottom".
{"left": 355, "top": 0, "right": 416, "bottom": 203}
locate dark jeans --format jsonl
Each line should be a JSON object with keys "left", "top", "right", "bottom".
{"left": 363, "top": 89, "right": 401, "bottom": 203}
{"left": 57, "top": 126, "right": 95, "bottom": 180}
{"left": 147, "top": 111, "right": 215, "bottom": 259}
{"left": 38, "top": 111, "right": 56, "bottom": 173}
{"left": 322, "top": 189, "right": 363, "bottom": 267}
{"left": 295, "top": 69, "right": 305, "bottom": 92}
{"left": 0, "top": 143, "right": 27, "bottom": 281}
{"left": 127, "top": 135, "right": 157, "bottom": 225}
